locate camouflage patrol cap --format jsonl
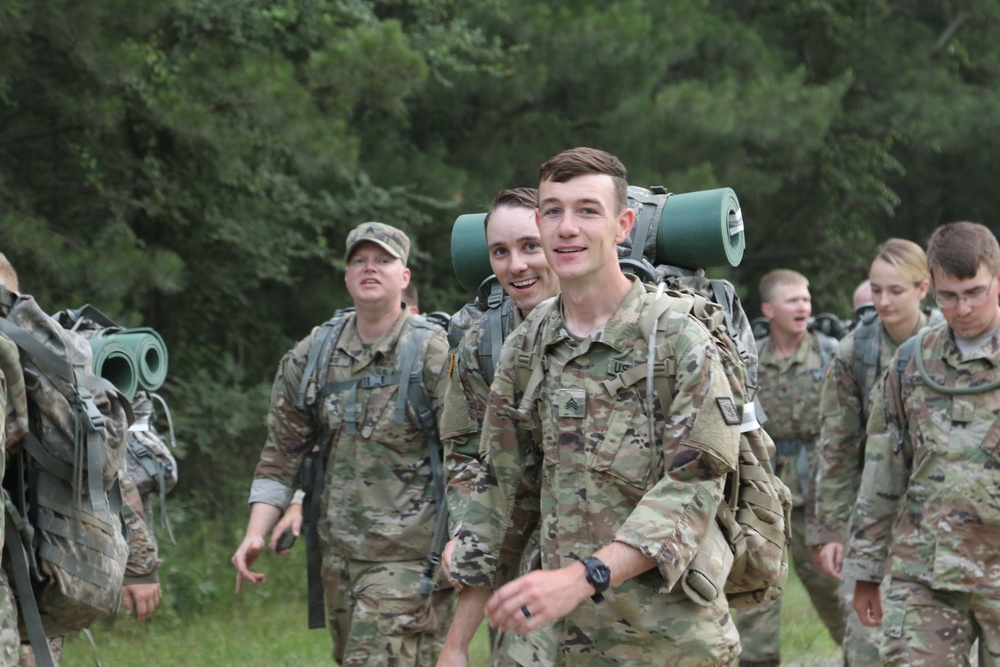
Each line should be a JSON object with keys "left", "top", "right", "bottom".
{"left": 344, "top": 222, "right": 410, "bottom": 266}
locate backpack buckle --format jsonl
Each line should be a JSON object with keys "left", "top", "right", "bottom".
{"left": 78, "top": 391, "right": 106, "bottom": 431}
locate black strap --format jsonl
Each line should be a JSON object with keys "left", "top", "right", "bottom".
{"left": 4, "top": 505, "right": 56, "bottom": 667}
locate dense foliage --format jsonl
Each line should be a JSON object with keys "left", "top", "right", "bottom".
{"left": 2, "top": 0, "right": 999, "bottom": 526}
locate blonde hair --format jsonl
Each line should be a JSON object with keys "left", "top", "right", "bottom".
{"left": 0, "top": 253, "right": 19, "bottom": 292}
{"left": 759, "top": 269, "right": 808, "bottom": 304}
{"left": 871, "top": 238, "right": 928, "bottom": 284}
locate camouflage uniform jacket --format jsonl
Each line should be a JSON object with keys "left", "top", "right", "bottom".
{"left": 451, "top": 279, "right": 741, "bottom": 665}
{"left": 812, "top": 312, "right": 930, "bottom": 546}
{"left": 756, "top": 332, "right": 831, "bottom": 510}
{"left": 440, "top": 307, "right": 524, "bottom": 533}
{"left": 250, "top": 310, "right": 449, "bottom": 562}
{"left": 843, "top": 323, "right": 1000, "bottom": 594}
{"left": 121, "top": 475, "right": 162, "bottom": 584}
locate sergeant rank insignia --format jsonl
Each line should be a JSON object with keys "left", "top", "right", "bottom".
{"left": 716, "top": 397, "right": 741, "bottom": 426}
{"left": 557, "top": 388, "right": 587, "bottom": 418}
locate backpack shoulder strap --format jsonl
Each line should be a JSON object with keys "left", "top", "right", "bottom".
{"left": 295, "top": 314, "right": 350, "bottom": 412}
{"left": 510, "top": 297, "right": 559, "bottom": 421}
{"left": 815, "top": 331, "right": 840, "bottom": 370}
{"left": 852, "top": 310, "right": 881, "bottom": 387}
{"left": 476, "top": 282, "right": 512, "bottom": 387}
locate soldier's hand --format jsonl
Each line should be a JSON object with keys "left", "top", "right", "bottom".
{"left": 852, "top": 580, "right": 883, "bottom": 627}
{"left": 816, "top": 542, "right": 844, "bottom": 580}
{"left": 269, "top": 504, "right": 303, "bottom": 554}
{"left": 233, "top": 502, "right": 283, "bottom": 592}
{"left": 122, "top": 583, "right": 162, "bottom": 623}
{"left": 485, "top": 563, "right": 592, "bottom": 635}
{"left": 232, "top": 534, "right": 267, "bottom": 592}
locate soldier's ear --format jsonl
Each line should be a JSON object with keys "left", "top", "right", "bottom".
{"left": 761, "top": 302, "right": 775, "bottom": 320}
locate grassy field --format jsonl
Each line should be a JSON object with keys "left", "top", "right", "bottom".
{"left": 61, "top": 549, "right": 841, "bottom": 667}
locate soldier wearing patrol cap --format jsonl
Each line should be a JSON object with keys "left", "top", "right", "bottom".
{"left": 233, "top": 221, "right": 454, "bottom": 666}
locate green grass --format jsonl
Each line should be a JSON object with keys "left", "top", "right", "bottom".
{"left": 61, "top": 548, "right": 841, "bottom": 666}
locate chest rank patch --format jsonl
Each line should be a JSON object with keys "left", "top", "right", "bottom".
{"left": 951, "top": 398, "right": 975, "bottom": 424}
{"left": 716, "top": 397, "right": 742, "bottom": 426}
{"left": 556, "top": 388, "right": 587, "bottom": 418}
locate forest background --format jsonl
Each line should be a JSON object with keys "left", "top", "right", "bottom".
{"left": 2, "top": 0, "right": 998, "bottom": 662}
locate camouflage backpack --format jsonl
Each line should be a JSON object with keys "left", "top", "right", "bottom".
{"left": 125, "top": 390, "right": 178, "bottom": 543}
{"left": 0, "top": 288, "right": 131, "bottom": 667}
{"left": 511, "top": 282, "right": 792, "bottom": 609}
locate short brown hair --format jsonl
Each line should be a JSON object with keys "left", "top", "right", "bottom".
{"left": 538, "top": 147, "right": 628, "bottom": 214}
{"left": 926, "top": 221, "right": 1000, "bottom": 280}
{"left": 759, "top": 269, "right": 809, "bottom": 304}
{"left": 484, "top": 187, "right": 538, "bottom": 231}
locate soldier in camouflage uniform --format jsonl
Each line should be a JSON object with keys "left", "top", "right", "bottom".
{"left": 120, "top": 390, "right": 178, "bottom": 624}
{"left": 737, "top": 269, "right": 845, "bottom": 667}
{"left": 436, "top": 188, "right": 559, "bottom": 664}
{"left": 439, "top": 187, "right": 558, "bottom": 534}
{"left": 0, "top": 308, "right": 25, "bottom": 666}
{"left": 810, "top": 239, "right": 932, "bottom": 666}
{"left": 232, "top": 222, "right": 454, "bottom": 666}
{"left": 440, "top": 148, "right": 742, "bottom": 667}
{"left": 844, "top": 221, "right": 1000, "bottom": 666}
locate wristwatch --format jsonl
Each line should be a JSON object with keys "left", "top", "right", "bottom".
{"left": 581, "top": 556, "right": 611, "bottom": 603}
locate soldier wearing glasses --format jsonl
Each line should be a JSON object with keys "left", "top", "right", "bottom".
{"left": 843, "top": 221, "right": 1000, "bottom": 666}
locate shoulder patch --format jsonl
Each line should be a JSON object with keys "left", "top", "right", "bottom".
{"left": 716, "top": 397, "right": 741, "bottom": 426}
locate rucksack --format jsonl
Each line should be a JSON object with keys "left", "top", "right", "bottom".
{"left": 293, "top": 311, "right": 447, "bottom": 628}
{"left": 511, "top": 283, "right": 791, "bottom": 610}
{"left": 125, "top": 390, "right": 178, "bottom": 543}
{"left": 0, "top": 288, "right": 131, "bottom": 667}
{"left": 445, "top": 275, "right": 520, "bottom": 387}
{"left": 854, "top": 307, "right": 945, "bottom": 413}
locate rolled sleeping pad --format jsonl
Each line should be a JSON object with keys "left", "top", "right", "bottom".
{"left": 88, "top": 338, "right": 139, "bottom": 401}
{"left": 655, "top": 188, "right": 744, "bottom": 269}
{"left": 111, "top": 328, "right": 169, "bottom": 392}
{"left": 450, "top": 187, "right": 745, "bottom": 291}
{"left": 451, "top": 213, "right": 490, "bottom": 292}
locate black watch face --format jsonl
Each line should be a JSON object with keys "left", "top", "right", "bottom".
{"left": 592, "top": 564, "right": 611, "bottom": 586}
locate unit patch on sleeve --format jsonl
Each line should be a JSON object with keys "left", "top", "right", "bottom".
{"left": 716, "top": 397, "right": 742, "bottom": 426}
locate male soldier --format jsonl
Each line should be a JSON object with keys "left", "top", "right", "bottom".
{"left": 0, "top": 254, "right": 21, "bottom": 665}
{"left": 231, "top": 222, "right": 453, "bottom": 666}
{"left": 844, "top": 221, "right": 1000, "bottom": 666}
{"left": 436, "top": 187, "right": 559, "bottom": 662}
{"left": 853, "top": 279, "right": 873, "bottom": 311}
{"left": 120, "top": 389, "right": 178, "bottom": 624}
{"left": 0, "top": 256, "right": 158, "bottom": 666}
{"left": 441, "top": 147, "right": 742, "bottom": 666}
{"left": 739, "top": 269, "right": 845, "bottom": 667}
{"left": 403, "top": 283, "right": 421, "bottom": 315}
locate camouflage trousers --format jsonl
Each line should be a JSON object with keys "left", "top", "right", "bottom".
{"left": 16, "top": 638, "right": 61, "bottom": 667}
{"left": 838, "top": 575, "right": 882, "bottom": 667}
{"left": 321, "top": 553, "right": 454, "bottom": 667}
{"left": 734, "top": 507, "right": 845, "bottom": 665}
{"left": 880, "top": 578, "right": 999, "bottom": 667}
{"left": 0, "top": 576, "right": 17, "bottom": 667}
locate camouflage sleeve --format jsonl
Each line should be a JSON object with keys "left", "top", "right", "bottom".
{"left": 615, "top": 317, "right": 740, "bottom": 592}
{"left": 813, "top": 339, "right": 865, "bottom": 545}
{"left": 121, "top": 475, "right": 162, "bottom": 583}
{"left": 450, "top": 336, "right": 542, "bottom": 590}
{"left": 441, "top": 327, "right": 490, "bottom": 533}
{"left": 0, "top": 333, "right": 27, "bottom": 447}
{"left": 249, "top": 333, "right": 321, "bottom": 508}
{"left": 842, "top": 359, "right": 909, "bottom": 583}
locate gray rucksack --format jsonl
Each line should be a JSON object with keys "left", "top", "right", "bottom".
{"left": 0, "top": 288, "right": 131, "bottom": 667}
